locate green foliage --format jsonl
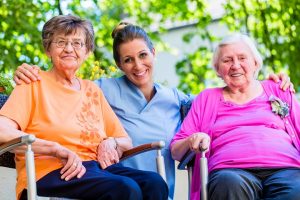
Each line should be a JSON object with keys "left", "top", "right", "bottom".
{"left": 0, "top": 0, "right": 299, "bottom": 93}
{"left": 175, "top": 0, "right": 300, "bottom": 93}
{"left": 222, "top": 0, "right": 300, "bottom": 91}
{"left": 0, "top": 73, "right": 14, "bottom": 95}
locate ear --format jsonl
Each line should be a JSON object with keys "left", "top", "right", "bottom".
{"left": 45, "top": 50, "right": 52, "bottom": 58}
{"left": 254, "top": 59, "right": 259, "bottom": 70}
{"left": 151, "top": 48, "right": 156, "bottom": 57}
{"left": 84, "top": 50, "right": 91, "bottom": 60}
{"left": 116, "top": 62, "right": 123, "bottom": 71}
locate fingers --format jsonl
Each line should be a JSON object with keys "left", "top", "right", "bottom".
{"left": 189, "top": 133, "right": 210, "bottom": 153}
{"left": 289, "top": 83, "right": 296, "bottom": 93}
{"left": 278, "top": 72, "right": 289, "bottom": 91}
{"left": 268, "top": 73, "right": 279, "bottom": 83}
{"left": 97, "top": 139, "right": 120, "bottom": 169}
{"left": 62, "top": 161, "right": 86, "bottom": 181}
{"left": 98, "top": 150, "right": 119, "bottom": 169}
{"left": 269, "top": 72, "right": 295, "bottom": 92}
{"left": 14, "top": 63, "right": 41, "bottom": 84}
{"left": 55, "top": 147, "right": 85, "bottom": 181}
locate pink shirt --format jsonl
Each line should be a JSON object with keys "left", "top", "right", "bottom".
{"left": 171, "top": 80, "right": 300, "bottom": 200}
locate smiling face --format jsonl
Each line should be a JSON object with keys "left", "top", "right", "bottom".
{"left": 216, "top": 41, "right": 259, "bottom": 89}
{"left": 118, "top": 39, "right": 155, "bottom": 89}
{"left": 46, "top": 29, "right": 90, "bottom": 73}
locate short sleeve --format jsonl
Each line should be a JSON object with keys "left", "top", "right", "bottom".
{"left": 0, "top": 84, "right": 34, "bottom": 131}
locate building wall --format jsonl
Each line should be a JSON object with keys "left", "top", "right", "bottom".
{"left": 154, "top": 22, "right": 228, "bottom": 89}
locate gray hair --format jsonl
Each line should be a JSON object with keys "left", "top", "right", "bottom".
{"left": 212, "top": 33, "right": 263, "bottom": 78}
{"left": 42, "top": 15, "right": 94, "bottom": 52}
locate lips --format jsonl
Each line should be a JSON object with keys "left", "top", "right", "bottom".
{"left": 134, "top": 70, "right": 147, "bottom": 77}
{"left": 61, "top": 55, "right": 77, "bottom": 59}
{"left": 230, "top": 73, "right": 243, "bottom": 77}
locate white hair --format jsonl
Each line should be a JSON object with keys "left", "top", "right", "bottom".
{"left": 212, "top": 33, "right": 263, "bottom": 78}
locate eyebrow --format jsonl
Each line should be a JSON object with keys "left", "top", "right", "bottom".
{"left": 55, "top": 37, "right": 82, "bottom": 41}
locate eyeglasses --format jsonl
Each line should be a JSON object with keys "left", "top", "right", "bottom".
{"left": 52, "top": 40, "right": 85, "bottom": 49}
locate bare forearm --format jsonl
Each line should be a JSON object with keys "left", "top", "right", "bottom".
{"left": 115, "top": 137, "right": 132, "bottom": 154}
{"left": 171, "top": 138, "right": 190, "bottom": 161}
{"left": 0, "top": 117, "right": 58, "bottom": 156}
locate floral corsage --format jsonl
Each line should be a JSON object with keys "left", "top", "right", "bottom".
{"left": 269, "top": 95, "right": 289, "bottom": 118}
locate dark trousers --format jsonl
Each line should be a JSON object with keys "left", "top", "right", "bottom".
{"left": 208, "top": 168, "right": 300, "bottom": 200}
{"left": 21, "top": 160, "right": 168, "bottom": 200}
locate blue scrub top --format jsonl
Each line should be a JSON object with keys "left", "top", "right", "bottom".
{"left": 95, "top": 76, "right": 191, "bottom": 199}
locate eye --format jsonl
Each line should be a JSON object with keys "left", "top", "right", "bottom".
{"left": 139, "top": 52, "right": 148, "bottom": 58}
{"left": 239, "top": 56, "right": 246, "bottom": 61}
{"left": 72, "top": 41, "right": 82, "bottom": 48}
{"left": 223, "top": 59, "right": 231, "bottom": 63}
{"left": 57, "top": 40, "right": 66, "bottom": 47}
{"left": 124, "top": 58, "right": 132, "bottom": 63}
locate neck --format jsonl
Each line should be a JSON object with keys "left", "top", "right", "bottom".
{"left": 139, "top": 82, "right": 155, "bottom": 102}
{"left": 223, "top": 80, "right": 262, "bottom": 104}
{"left": 49, "top": 67, "right": 80, "bottom": 91}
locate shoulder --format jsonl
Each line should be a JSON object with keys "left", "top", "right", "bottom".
{"left": 154, "top": 83, "right": 188, "bottom": 105}
{"left": 194, "top": 87, "right": 222, "bottom": 102}
{"left": 262, "top": 80, "right": 290, "bottom": 96}
{"left": 81, "top": 79, "right": 104, "bottom": 95}
{"left": 262, "top": 80, "right": 293, "bottom": 104}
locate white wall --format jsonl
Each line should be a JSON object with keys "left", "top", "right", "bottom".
{"left": 154, "top": 22, "right": 228, "bottom": 88}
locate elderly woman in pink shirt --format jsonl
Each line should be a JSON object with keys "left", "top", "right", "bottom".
{"left": 171, "top": 33, "right": 300, "bottom": 200}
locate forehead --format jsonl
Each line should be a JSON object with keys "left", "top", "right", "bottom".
{"left": 119, "top": 39, "right": 150, "bottom": 55}
{"left": 53, "top": 28, "right": 86, "bottom": 40}
{"left": 219, "top": 41, "right": 252, "bottom": 57}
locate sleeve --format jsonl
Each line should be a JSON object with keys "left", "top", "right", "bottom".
{"left": 290, "top": 93, "right": 300, "bottom": 137}
{"left": 0, "top": 84, "right": 34, "bottom": 131}
{"left": 174, "top": 88, "right": 195, "bottom": 105}
{"left": 98, "top": 86, "right": 128, "bottom": 138}
{"left": 170, "top": 93, "right": 202, "bottom": 148}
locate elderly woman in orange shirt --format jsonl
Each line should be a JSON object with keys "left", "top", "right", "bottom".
{"left": 0, "top": 15, "right": 168, "bottom": 200}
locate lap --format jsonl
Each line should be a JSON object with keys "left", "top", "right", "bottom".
{"left": 36, "top": 160, "right": 162, "bottom": 199}
{"left": 263, "top": 168, "right": 300, "bottom": 200}
{"left": 208, "top": 168, "right": 300, "bottom": 200}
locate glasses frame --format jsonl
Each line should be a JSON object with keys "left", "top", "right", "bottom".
{"left": 52, "top": 40, "right": 85, "bottom": 49}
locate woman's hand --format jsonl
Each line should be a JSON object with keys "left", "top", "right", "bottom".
{"left": 97, "top": 138, "right": 119, "bottom": 169}
{"left": 187, "top": 132, "right": 210, "bottom": 153}
{"left": 53, "top": 143, "right": 86, "bottom": 181}
{"left": 268, "top": 72, "right": 295, "bottom": 93}
{"left": 13, "top": 63, "right": 41, "bottom": 85}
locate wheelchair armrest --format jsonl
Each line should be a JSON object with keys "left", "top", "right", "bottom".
{"left": 0, "top": 135, "right": 36, "bottom": 155}
{"left": 120, "top": 140, "right": 165, "bottom": 161}
{"left": 177, "top": 149, "right": 196, "bottom": 170}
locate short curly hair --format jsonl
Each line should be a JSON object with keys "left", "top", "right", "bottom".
{"left": 42, "top": 15, "right": 94, "bottom": 52}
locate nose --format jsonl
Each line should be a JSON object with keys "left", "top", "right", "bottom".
{"left": 231, "top": 58, "right": 240, "bottom": 69}
{"left": 133, "top": 58, "right": 143, "bottom": 69}
{"left": 64, "top": 42, "right": 74, "bottom": 52}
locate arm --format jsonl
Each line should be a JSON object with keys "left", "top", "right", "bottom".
{"left": 0, "top": 116, "right": 86, "bottom": 181}
{"left": 171, "top": 132, "right": 210, "bottom": 161}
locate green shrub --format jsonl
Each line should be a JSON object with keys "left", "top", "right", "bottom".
{"left": 0, "top": 74, "right": 14, "bottom": 95}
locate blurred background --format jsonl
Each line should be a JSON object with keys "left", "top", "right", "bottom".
{"left": 0, "top": 0, "right": 300, "bottom": 199}
{"left": 0, "top": 0, "right": 300, "bottom": 93}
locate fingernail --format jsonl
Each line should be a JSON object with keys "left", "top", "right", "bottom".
{"left": 65, "top": 177, "right": 69, "bottom": 181}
